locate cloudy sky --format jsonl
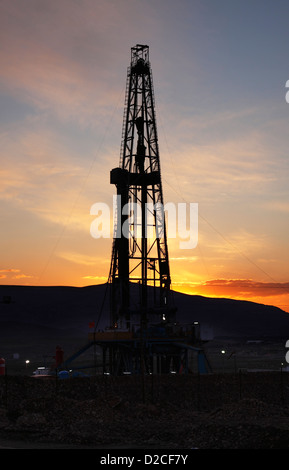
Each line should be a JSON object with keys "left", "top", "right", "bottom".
{"left": 1, "top": 0, "right": 289, "bottom": 312}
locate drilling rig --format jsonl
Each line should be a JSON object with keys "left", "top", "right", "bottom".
{"left": 86, "top": 45, "right": 210, "bottom": 375}
{"left": 57, "top": 45, "right": 211, "bottom": 376}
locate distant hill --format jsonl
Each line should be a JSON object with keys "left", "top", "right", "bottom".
{"left": 0, "top": 284, "right": 288, "bottom": 342}
{"left": 171, "top": 290, "right": 289, "bottom": 339}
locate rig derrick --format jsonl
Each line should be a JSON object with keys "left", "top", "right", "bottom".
{"left": 88, "top": 45, "right": 210, "bottom": 376}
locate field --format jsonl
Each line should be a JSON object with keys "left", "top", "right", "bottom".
{"left": 0, "top": 338, "right": 289, "bottom": 449}
{"left": 2, "top": 335, "right": 287, "bottom": 376}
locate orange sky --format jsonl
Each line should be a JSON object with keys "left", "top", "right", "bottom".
{"left": 1, "top": 0, "right": 289, "bottom": 314}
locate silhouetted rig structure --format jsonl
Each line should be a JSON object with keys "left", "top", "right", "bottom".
{"left": 62, "top": 45, "right": 210, "bottom": 375}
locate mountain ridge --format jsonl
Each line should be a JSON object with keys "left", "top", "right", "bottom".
{"left": 0, "top": 283, "right": 288, "bottom": 340}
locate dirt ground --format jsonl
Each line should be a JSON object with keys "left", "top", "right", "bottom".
{"left": 0, "top": 371, "right": 289, "bottom": 449}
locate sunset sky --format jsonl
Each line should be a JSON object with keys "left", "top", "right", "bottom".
{"left": 1, "top": 0, "right": 289, "bottom": 312}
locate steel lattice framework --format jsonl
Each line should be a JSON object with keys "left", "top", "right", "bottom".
{"left": 109, "top": 44, "right": 174, "bottom": 332}
{"left": 58, "top": 45, "right": 211, "bottom": 377}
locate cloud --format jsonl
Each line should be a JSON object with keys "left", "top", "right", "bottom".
{"left": 263, "top": 201, "right": 289, "bottom": 214}
{"left": 0, "top": 39, "right": 115, "bottom": 127}
{"left": 82, "top": 275, "right": 108, "bottom": 282}
{"left": 170, "top": 277, "right": 289, "bottom": 313}
{"left": 0, "top": 268, "right": 34, "bottom": 282}
{"left": 57, "top": 251, "right": 105, "bottom": 267}
{"left": 0, "top": 0, "right": 156, "bottom": 127}
{"left": 201, "top": 279, "right": 289, "bottom": 298}
{"left": 0, "top": 269, "right": 20, "bottom": 273}
{"left": 163, "top": 133, "right": 277, "bottom": 205}
{"left": 195, "top": 228, "right": 270, "bottom": 267}
{"left": 172, "top": 278, "right": 289, "bottom": 302}
{"left": 13, "top": 274, "right": 33, "bottom": 280}
{"left": 0, "top": 123, "right": 111, "bottom": 233}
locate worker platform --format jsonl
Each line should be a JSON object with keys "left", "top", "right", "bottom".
{"left": 86, "top": 323, "right": 211, "bottom": 375}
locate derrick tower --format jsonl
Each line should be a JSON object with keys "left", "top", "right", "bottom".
{"left": 58, "top": 45, "right": 211, "bottom": 376}
{"left": 109, "top": 44, "right": 175, "bottom": 332}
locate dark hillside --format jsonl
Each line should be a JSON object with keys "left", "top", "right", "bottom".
{"left": 0, "top": 284, "right": 288, "bottom": 340}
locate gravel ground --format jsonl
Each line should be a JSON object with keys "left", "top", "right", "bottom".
{"left": 0, "top": 372, "right": 289, "bottom": 449}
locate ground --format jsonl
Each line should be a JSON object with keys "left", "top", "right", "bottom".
{"left": 0, "top": 371, "right": 289, "bottom": 449}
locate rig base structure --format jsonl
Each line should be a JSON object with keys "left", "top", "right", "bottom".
{"left": 87, "top": 325, "right": 211, "bottom": 376}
